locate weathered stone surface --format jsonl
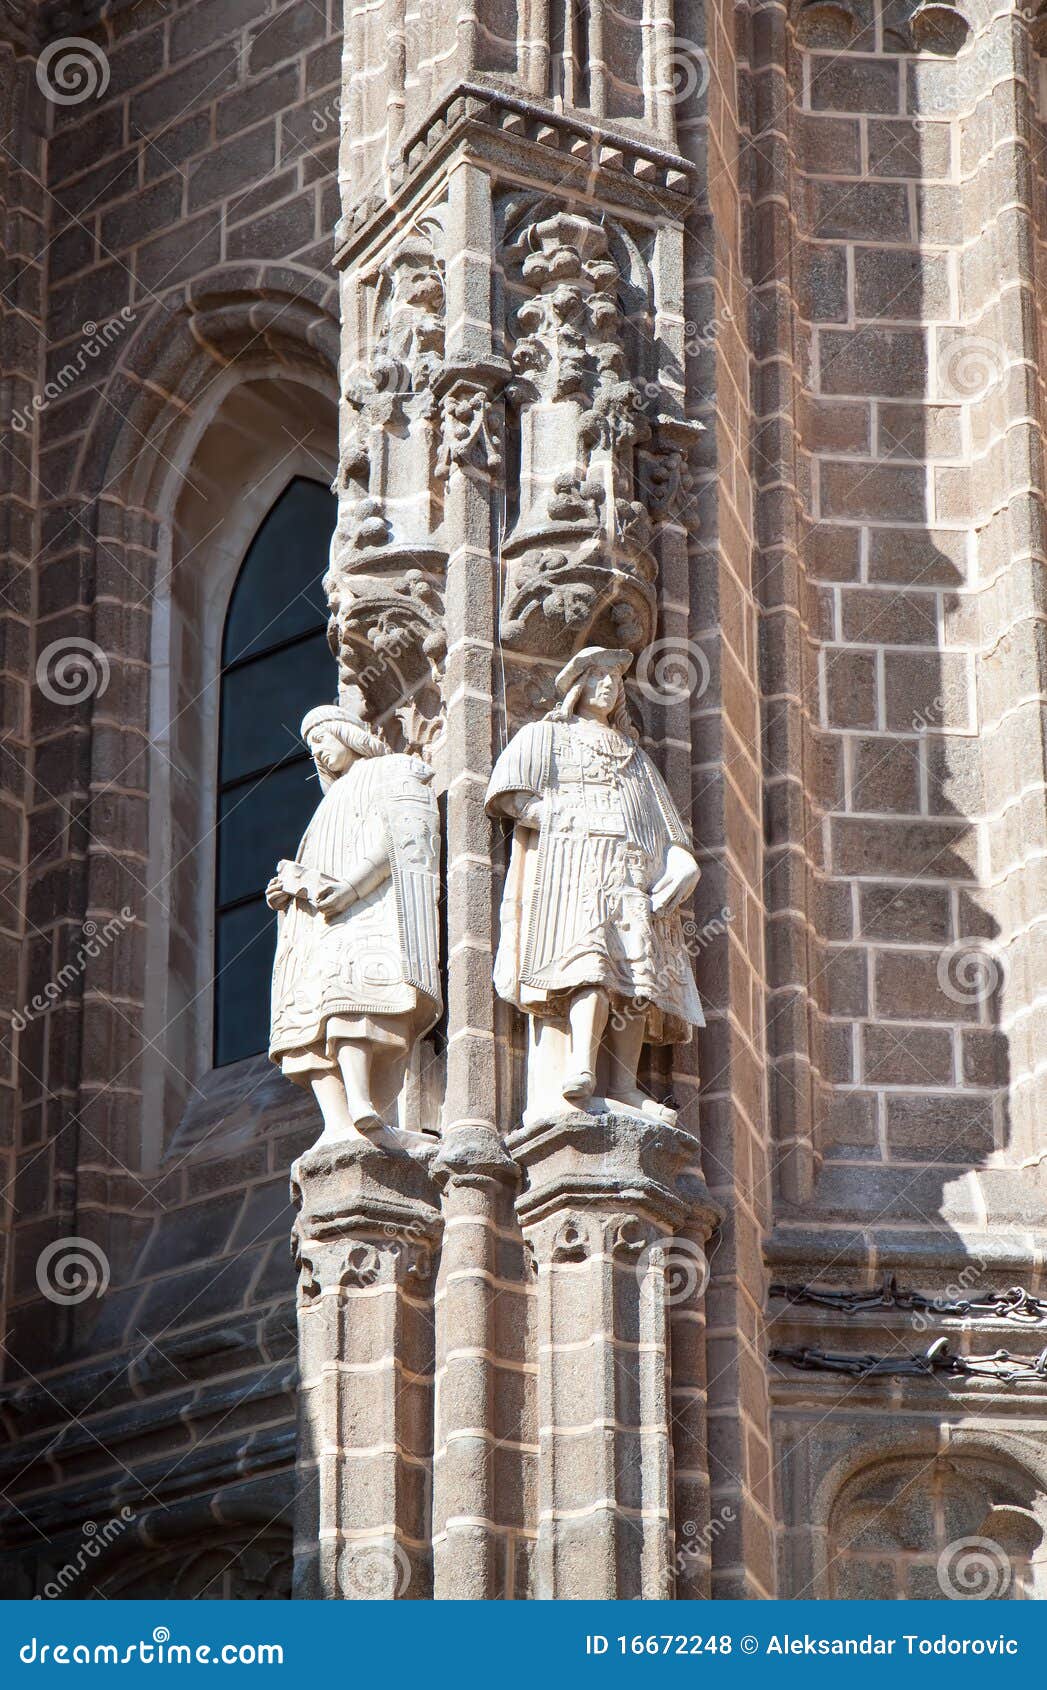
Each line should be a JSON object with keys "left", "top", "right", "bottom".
{"left": 2, "top": 0, "right": 1045, "bottom": 1610}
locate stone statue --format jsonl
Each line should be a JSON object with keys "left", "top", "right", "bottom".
{"left": 267, "top": 703, "right": 441, "bottom": 1149}
{"left": 485, "top": 646, "right": 704, "bottom": 1125}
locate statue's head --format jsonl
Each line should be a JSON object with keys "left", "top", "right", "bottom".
{"left": 300, "top": 703, "right": 388, "bottom": 788}
{"left": 549, "top": 647, "right": 635, "bottom": 736}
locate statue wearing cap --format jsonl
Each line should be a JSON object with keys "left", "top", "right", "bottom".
{"left": 485, "top": 646, "right": 704, "bottom": 1125}
{"left": 266, "top": 703, "right": 441, "bottom": 1147}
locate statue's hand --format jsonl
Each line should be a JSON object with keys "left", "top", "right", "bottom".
{"left": 650, "top": 845, "right": 701, "bottom": 916}
{"left": 498, "top": 792, "right": 543, "bottom": 829}
{"left": 265, "top": 875, "right": 292, "bottom": 911}
{"left": 315, "top": 880, "right": 358, "bottom": 920}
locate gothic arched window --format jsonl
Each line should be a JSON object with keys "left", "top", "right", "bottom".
{"left": 213, "top": 477, "right": 337, "bottom": 1067}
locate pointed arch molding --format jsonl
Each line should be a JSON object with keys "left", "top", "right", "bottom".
{"left": 803, "top": 1429, "right": 1047, "bottom": 1599}
{"left": 45, "top": 265, "right": 340, "bottom": 1203}
{"left": 73, "top": 264, "right": 339, "bottom": 505}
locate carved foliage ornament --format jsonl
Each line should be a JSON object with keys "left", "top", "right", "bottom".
{"left": 327, "top": 221, "right": 449, "bottom": 752}
{"left": 499, "top": 209, "right": 664, "bottom": 657}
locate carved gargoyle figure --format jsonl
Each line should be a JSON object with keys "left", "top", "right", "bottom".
{"left": 485, "top": 646, "right": 704, "bottom": 1126}
{"left": 267, "top": 703, "right": 441, "bottom": 1151}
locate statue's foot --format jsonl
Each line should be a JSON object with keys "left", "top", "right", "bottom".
{"left": 352, "top": 1113, "right": 410, "bottom": 1158}
{"left": 561, "top": 1070, "right": 596, "bottom": 1106}
{"left": 606, "top": 1089, "right": 678, "bottom": 1124}
{"left": 313, "top": 1122, "right": 358, "bottom": 1149}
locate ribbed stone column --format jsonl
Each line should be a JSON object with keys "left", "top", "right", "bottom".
{"left": 291, "top": 1140, "right": 441, "bottom": 1599}
{"left": 511, "top": 1111, "right": 719, "bottom": 1599}
{"left": 431, "top": 1134, "right": 520, "bottom": 1596}
{"left": 430, "top": 156, "right": 518, "bottom": 1598}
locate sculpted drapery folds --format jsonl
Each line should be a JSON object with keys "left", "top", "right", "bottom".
{"left": 485, "top": 646, "right": 704, "bottom": 1126}
{"left": 267, "top": 703, "right": 441, "bottom": 1151}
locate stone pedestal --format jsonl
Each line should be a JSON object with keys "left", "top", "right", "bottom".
{"left": 291, "top": 1139, "right": 442, "bottom": 1599}
{"left": 510, "top": 1111, "right": 720, "bottom": 1599}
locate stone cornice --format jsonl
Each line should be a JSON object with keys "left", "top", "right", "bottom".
{"left": 335, "top": 79, "right": 700, "bottom": 271}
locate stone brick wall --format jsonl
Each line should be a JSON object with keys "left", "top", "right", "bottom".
{"left": 753, "top": 0, "right": 1047, "bottom": 1597}
{"left": 1, "top": 0, "right": 346, "bottom": 1593}
{"left": 0, "top": 27, "right": 48, "bottom": 1366}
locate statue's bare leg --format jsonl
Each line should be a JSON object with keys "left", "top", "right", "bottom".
{"left": 335, "top": 1040, "right": 383, "bottom": 1133}
{"left": 311, "top": 1073, "right": 356, "bottom": 1144}
{"left": 563, "top": 988, "right": 608, "bottom": 1105}
{"left": 605, "top": 1008, "right": 677, "bottom": 1122}
{"left": 604, "top": 1008, "right": 645, "bottom": 1102}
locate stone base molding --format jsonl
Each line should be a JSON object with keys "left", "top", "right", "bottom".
{"left": 291, "top": 1140, "right": 442, "bottom": 1599}
{"left": 511, "top": 1111, "right": 721, "bottom": 1599}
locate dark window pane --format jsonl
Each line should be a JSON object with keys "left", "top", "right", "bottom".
{"left": 222, "top": 477, "right": 335, "bottom": 666}
{"left": 214, "top": 899, "right": 276, "bottom": 1066}
{"left": 218, "top": 630, "right": 332, "bottom": 784}
{"left": 217, "top": 756, "right": 319, "bottom": 908}
{"left": 214, "top": 477, "right": 337, "bottom": 1067}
